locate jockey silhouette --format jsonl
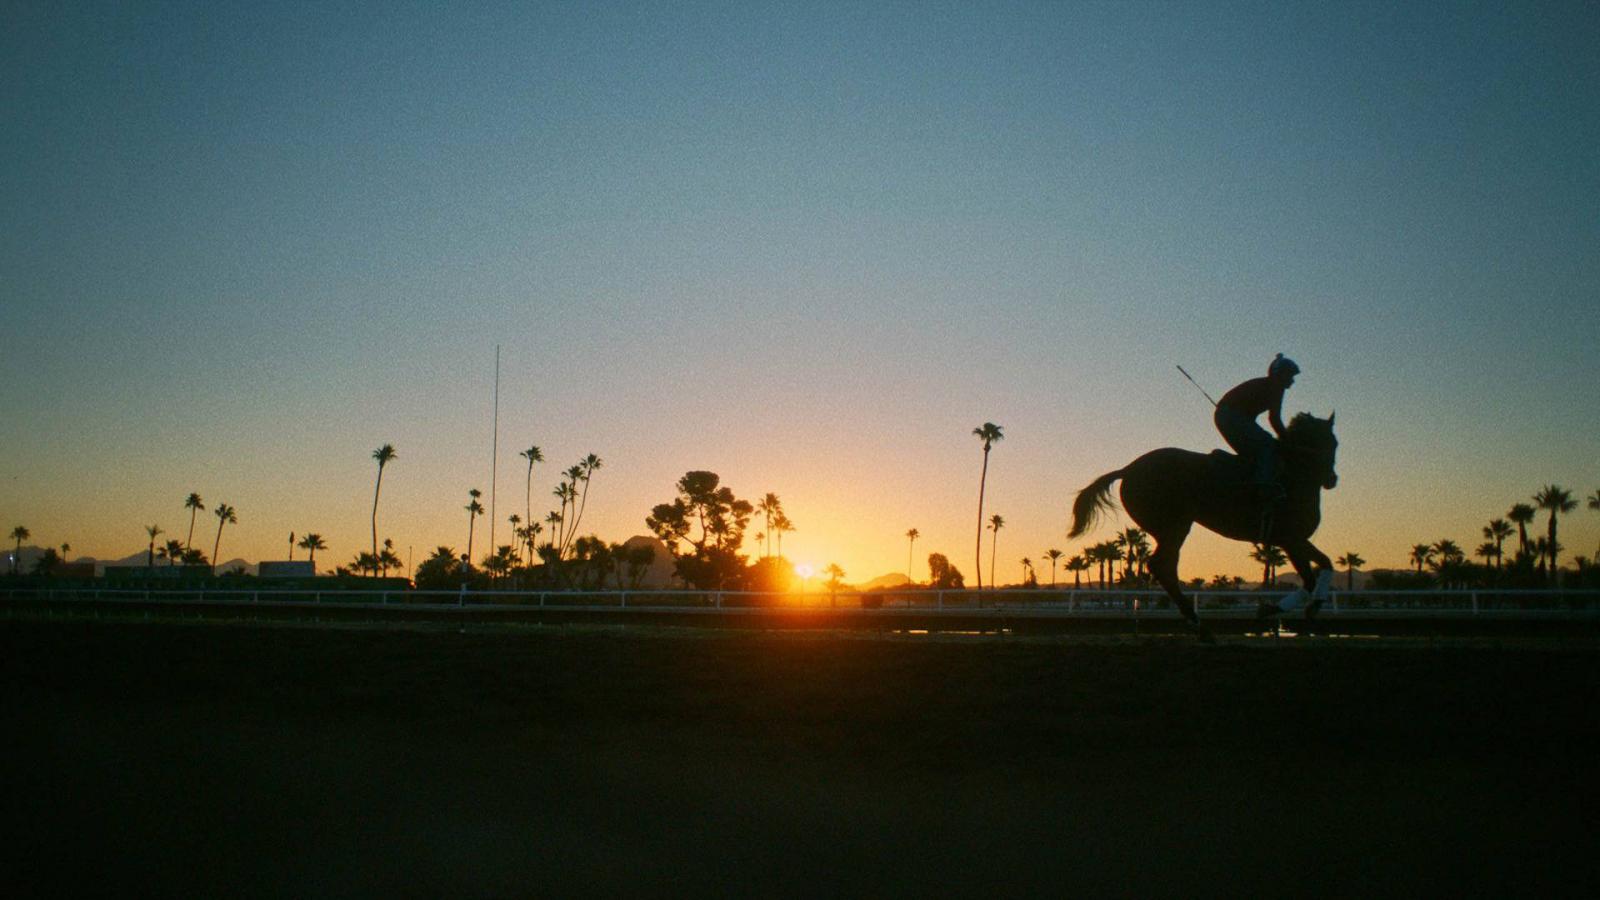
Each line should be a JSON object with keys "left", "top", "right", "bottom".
{"left": 1214, "top": 354, "right": 1299, "bottom": 499}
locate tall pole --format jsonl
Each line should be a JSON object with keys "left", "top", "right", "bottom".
{"left": 490, "top": 345, "right": 500, "bottom": 561}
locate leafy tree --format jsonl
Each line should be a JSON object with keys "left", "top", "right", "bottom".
{"left": 646, "top": 471, "right": 754, "bottom": 590}
{"left": 1533, "top": 485, "right": 1577, "bottom": 580}
{"left": 183, "top": 493, "right": 204, "bottom": 551}
{"left": 211, "top": 504, "right": 236, "bottom": 572}
{"left": 371, "top": 444, "right": 397, "bottom": 566}
{"left": 414, "top": 546, "right": 464, "bottom": 590}
{"left": 971, "top": 422, "right": 1004, "bottom": 589}
{"left": 745, "top": 555, "right": 795, "bottom": 593}
{"left": 1334, "top": 552, "right": 1365, "bottom": 591}
{"left": 145, "top": 524, "right": 163, "bottom": 568}
{"left": 927, "top": 553, "right": 965, "bottom": 589}
{"left": 32, "top": 547, "right": 61, "bottom": 576}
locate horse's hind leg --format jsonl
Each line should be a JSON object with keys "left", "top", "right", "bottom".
{"left": 1151, "top": 524, "right": 1212, "bottom": 641}
{"left": 1283, "top": 538, "right": 1334, "bottom": 618}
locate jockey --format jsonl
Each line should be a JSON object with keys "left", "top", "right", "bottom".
{"left": 1214, "top": 354, "right": 1299, "bottom": 498}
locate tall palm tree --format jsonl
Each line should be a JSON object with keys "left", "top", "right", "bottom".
{"left": 1507, "top": 503, "right": 1535, "bottom": 565}
{"left": 905, "top": 528, "right": 920, "bottom": 581}
{"left": 1334, "top": 552, "right": 1365, "bottom": 591}
{"left": 544, "top": 511, "right": 562, "bottom": 549}
{"left": 971, "top": 422, "right": 1004, "bottom": 589}
{"left": 297, "top": 533, "right": 326, "bottom": 564}
{"left": 145, "top": 525, "right": 163, "bottom": 567}
{"left": 1045, "top": 548, "right": 1063, "bottom": 588}
{"left": 211, "top": 504, "right": 236, "bottom": 572}
{"left": 1117, "top": 527, "right": 1149, "bottom": 582}
{"left": 520, "top": 445, "right": 543, "bottom": 549}
{"left": 1532, "top": 485, "right": 1577, "bottom": 578}
{"left": 1251, "top": 544, "right": 1287, "bottom": 587}
{"left": 10, "top": 525, "right": 30, "bottom": 574}
{"left": 370, "top": 444, "right": 397, "bottom": 566}
{"left": 988, "top": 513, "right": 1004, "bottom": 587}
{"left": 508, "top": 514, "right": 522, "bottom": 565}
{"left": 774, "top": 512, "right": 794, "bottom": 558}
{"left": 183, "top": 493, "right": 204, "bottom": 550}
{"left": 1483, "top": 519, "right": 1513, "bottom": 570}
{"left": 465, "top": 489, "right": 484, "bottom": 566}
{"left": 564, "top": 454, "right": 603, "bottom": 556}
{"left": 760, "top": 494, "right": 783, "bottom": 558}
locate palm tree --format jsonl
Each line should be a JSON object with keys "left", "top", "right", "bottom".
{"left": 905, "top": 528, "right": 920, "bottom": 581}
{"left": 1482, "top": 519, "right": 1513, "bottom": 570}
{"left": 1533, "top": 485, "right": 1577, "bottom": 579}
{"left": 162, "top": 539, "right": 184, "bottom": 566}
{"left": 211, "top": 504, "right": 236, "bottom": 572}
{"left": 774, "top": 512, "right": 794, "bottom": 558}
{"left": 1251, "top": 544, "right": 1288, "bottom": 587}
{"left": 1045, "top": 548, "right": 1063, "bottom": 587}
{"left": 465, "top": 489, "right": 484, "bottom": 566}
{"left": 1067, "top": 554, "right": 1087, "bottom": 589}
{"left": 1507, "top": 503, "right": 1535, "bottom": 566}
{"left": 762, "top": 495, "right": 784, "bottom": 558}
{"left": 1118, "top": 527, "right": 1149, "bottom": 582}
{"left": 508, "top": 514, "right": 522, "bottom": 565}
{"left": 10, "top": 525, "right": 30, "bottom": 574}
{"left": 564, "top": 454, "right": 604, "bottom": 555}
{"left": 1020, "top": 556, "right": 1034, "bottom": 586}
{"left": 544, "top": 511, "right": 562, "bottom": 549}
{"left": 1335, "top": 552, "right": 1365, "bottom": 591}
{"left": 1410, "top": 543, "right": 1434, "bottom": 575}
{"left": 183, "top": 493, "right": 204, "bottom": 550}
{"left": 971, "top": 422, "right": 1004, "bottom": 589}
{"left": 520, "top": 445, "right": 543, "bottom": 549}
{"left": 988, "top": 513, "right": 1005, "bottom": 587}
{"left": 145, "top": 525, "right": 163, "bottom": 567}
{"left": 297, "top": 533, "right": 326, "bottom": 565}
{"left": 379, "top": 538, "right": 401, "bottom": 578}
{"left": 370, "top": 444, "right": 397, "bottom": 566}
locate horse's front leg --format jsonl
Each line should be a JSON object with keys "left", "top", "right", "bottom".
{"left": 1282, "top": 538, "right": 1334, "bottom": 618}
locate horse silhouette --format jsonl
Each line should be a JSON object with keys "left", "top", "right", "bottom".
{"left": 1069, "top": 412, "right": 1339, "bottom": 641}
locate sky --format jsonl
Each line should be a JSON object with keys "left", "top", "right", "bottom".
{"left": 3, "top": 0, "right": 1597, "bottom": 584}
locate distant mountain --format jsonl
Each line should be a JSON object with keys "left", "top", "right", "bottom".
{"left": 860, "top": 572, "right": 912, "bottom": 591}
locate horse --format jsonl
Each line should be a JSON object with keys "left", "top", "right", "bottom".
{"left": 1068, "top": 412, "right": 1340, "bottom": 641}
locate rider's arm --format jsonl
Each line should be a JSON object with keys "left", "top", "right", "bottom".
{"left": 1267, "top": 391, "right": 1286, "bottom": 438}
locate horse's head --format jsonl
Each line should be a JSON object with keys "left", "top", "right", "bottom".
{"left": 1283, "top": 411, "right": 1339, "bottom": 490}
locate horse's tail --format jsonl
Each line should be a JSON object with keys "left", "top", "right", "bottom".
{"left": 1068, "top": 468, "right": 1126, "bottom": 538}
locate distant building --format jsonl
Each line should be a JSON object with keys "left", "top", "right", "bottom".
{"left": 259, "top": 561, "right": 316, "bottom": 579}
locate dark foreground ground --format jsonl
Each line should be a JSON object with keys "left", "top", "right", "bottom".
{"left": 3, "top": 619, "right": 1597, "bottom": 898}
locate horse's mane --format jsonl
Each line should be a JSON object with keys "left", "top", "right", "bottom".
{"left": 1282, "top": 412, "right": 1332, "bottom": 450}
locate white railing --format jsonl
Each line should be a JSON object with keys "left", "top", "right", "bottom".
{"left": 3, "top": 585, "right": 1598, "bottom": 617}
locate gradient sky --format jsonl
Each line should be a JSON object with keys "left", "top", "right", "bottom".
{"left": 4, "top": 1, "right": 1597, "bottom": 583}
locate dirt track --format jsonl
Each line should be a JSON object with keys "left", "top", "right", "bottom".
{"left": 3, "top": 619, "right": 1597, "bottom": 897}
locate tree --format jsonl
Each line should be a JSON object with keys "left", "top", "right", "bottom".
{"left": 824, "top": 563, "right": 846, "bottom": 604}
{"left": 905, "top": 528, "right": 920, "bottom": 581}
{"left": 971, "top": 422, "right": 1004, "bottom": 589}
{"left": 646, "top": 471, "right": 754, "bottom": 590}
{"left": 1483, "top": 519, "right": 1513, "bottom": 570}
{"left": 380, "top": 538, "right": 402, "bottom": 578}
{"left": 1020, "top": 557, "right": 1036, "bottom": 587}
{"left": 32, "top": 547, "right": 61, "bottom": 576}
{"left": 211, "top": 504, "right": 236, "bottom": 572}
{"left": 760, "top": 494, "right": 783, "bottom": 558}
{"left": 773, "top": 511, "right": 795, "bottom": 558}
{"left": 370, "top": 444, "right": 397, "bottom": 566}
{"left": 465, "top": 489, "right": 484, "bottom": 568}
{"left": 145, "top": 525, "right": 163, "bottom": 568}
{"left": 1430, "top": 539, "right": 1466, "bottom": 588}
{"left": 1045, "top": 548, "right": 1063, "bottom": 587}
{"left": 1507, "top": 503, "right": 1536, "bottom": 567}
{"left": 183, "top": 493, "right": 204, "bottom": 551}
{"left": 414, "top": 547, "right": 463, "bottom": 590}
{"left": 1409, "top": 543, "right": 1434, "bottom": 575}
{"left": 987, "top": 513, "right": 1005, "bottom": 587}
{"left": 297, "top": 533, "right": 327, "bottom": 565}
{"left": 927, "top": 553, "right": 965, "bottom": 589}
{"left": 563, "top": 454, "right": 604, "bottom": 557}
{"left": 1118, "top": 527, "right": 1149, "bottom": 583}
{"left": 1066, "top": 554, "right": 1088, "bottom": 589}
{"left": 11, "top": 525, "right": 32, "bottom": 573}
{"left": 1335, "top": 552, "right": 1365, "bottom": 591}
{"left": 484, "top": 544, "right": 517, "bottom": 585}
{"left": 520, "top": 445, "right": 543, "bottom": 551}
{"left": 1533, "top": 485, "right": 1577, "bottom": 580}
{"left": 1251, "top": 544, "right": 1287, "bottom": 587}
{"left": 161, "top": 539, "right": 184, "bottom": 566}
